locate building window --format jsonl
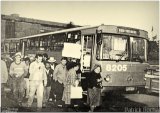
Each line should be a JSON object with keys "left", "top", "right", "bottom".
{"left": 5, "top": 20, "right": 15, "bottom": 38}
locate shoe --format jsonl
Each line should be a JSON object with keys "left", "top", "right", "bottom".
{"left": 57, "top": 104, "right": 62, "bottom": 107}
{"left": 84, "top": 102, "right": 88, "bottom": 105}
{"left": 49, "top": 98, "right": 52, "bottom": 102}
{"left": 74, "top": 105, "right": 78, "bottom": 107}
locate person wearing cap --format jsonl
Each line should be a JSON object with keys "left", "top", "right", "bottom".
{"left": 48, "top": 57, "right": 57, "bottom": 70}
{"left": 47, "top": 57, "right": 57, "bottom": 102}
{"left": 9, "top": 52, "right": 28, "bottom": 105}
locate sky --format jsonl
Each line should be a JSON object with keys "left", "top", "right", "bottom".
{"left": 1, "top": 1, "right": 159, "bottom": 40}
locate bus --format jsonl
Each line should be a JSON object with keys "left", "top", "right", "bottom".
{"left": 3, "top": 25, "right": 149, "bottom": 92}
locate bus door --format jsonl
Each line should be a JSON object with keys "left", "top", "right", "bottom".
{"left": 81, "top": 35, "right": 95, "bottom": 73}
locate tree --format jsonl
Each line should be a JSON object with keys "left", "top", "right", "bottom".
{"left": 66, "top": 21, "right": 76, "bottom": 28}
{"left": 152, "top": 35, "right": 157, "bottom": 41}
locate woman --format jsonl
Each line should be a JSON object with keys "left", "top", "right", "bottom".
{"left": 62, "top": 62, "right": 80, "bottom": 107}
{"left": 87, "top": 64, "right": 102, "bottom": 112}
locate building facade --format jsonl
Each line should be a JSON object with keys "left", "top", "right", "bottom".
{"left": 1, "top": 14, "right": 77, "bottom": 41}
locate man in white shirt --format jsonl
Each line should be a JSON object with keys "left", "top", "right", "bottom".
{"left": 27, "top": 54, "right": 47, "bottom": 109}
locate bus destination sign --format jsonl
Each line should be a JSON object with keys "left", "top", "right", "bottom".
{"left": 118, "top": 27, "right": 139, "bottom": 35}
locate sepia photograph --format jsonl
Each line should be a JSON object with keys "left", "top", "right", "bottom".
{"left": 1, "top": 0, "right": 159, "bottom": 112}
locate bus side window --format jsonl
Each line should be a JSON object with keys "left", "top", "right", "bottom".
{"left": 83, "top": 36, "right": 92, "bottom": 53}
{"left": 35, "top": 38, "right": 39, "bottom": 50}
{"left": 26, "top": 39, "right": 30, "bottom": 50}
{"left": 5, "top": 43, "right": 9, "bottom": 53}
{"left": 29, "top": 37, "right": 39, "bottom": 50}
{"left": 30, "top": 39, "right": 35, "bottom": 50}
{"left": 75, "top": 35, "right": 81, "bottom": 44}
{"left": 52, "top": 35, "right": 65, "bottom": 51}
{"left": 39, "top": 37, "right": 48, "bottom": 51}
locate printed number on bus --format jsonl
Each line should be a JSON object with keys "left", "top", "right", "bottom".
{"left": 106, "top": 64, "right": 127, "bottom": 71}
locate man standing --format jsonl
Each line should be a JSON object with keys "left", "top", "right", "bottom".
{"left": 43, "top": 62, "right": 53, "bottom": 106}
{"left": 23, "top": 57, "right": 31, "bottom": 98}
{"left": 48, "top": 57, "right": 57, "bottom": 70}
{"left": 53, "top": 57, "right": 67, "bottom": 107}
{"left": 48, "top": 57, "right": 57, "bottom": 102}
{"left": 9, "top": 52, "right": 27, "bottom": 105}
{"left": 27, "top": 54, "right": 47, "bottom": 109}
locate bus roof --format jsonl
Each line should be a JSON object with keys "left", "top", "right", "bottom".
{"left": 5, "top": 25, "right": 148, "bottom": 41}
{"left": 5, "top": 25, "right": 98, "bottom": 41}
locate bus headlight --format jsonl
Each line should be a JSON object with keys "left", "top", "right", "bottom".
{"left": 127, "top": 76, "right": 133, "bottom": 82}
{"left": 104, "top": 75, "right": 111, "bottom": 82}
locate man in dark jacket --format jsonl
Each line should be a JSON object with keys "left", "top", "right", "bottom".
{"left": 48, "top": 57, "right": 57, "bottom": 102}
{"left": 43, "top": 62, "right": 54, "bottom": 106}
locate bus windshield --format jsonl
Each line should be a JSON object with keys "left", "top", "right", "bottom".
{"left": 131, "top": 37, "right": 147, "bottom": 62}
{"left": 97, "top": 34, "right": 129, "bottom": 61}
{"left": 96, "top": 34, "right": 147, "bottom": 62}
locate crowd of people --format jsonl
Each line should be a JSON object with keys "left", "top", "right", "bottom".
{"left": 1, "top": 52, "right": 103, "bottom": 112}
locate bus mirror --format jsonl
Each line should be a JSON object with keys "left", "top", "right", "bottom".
{"left": 97, "top": 34, "right": 102, "bottom": 45}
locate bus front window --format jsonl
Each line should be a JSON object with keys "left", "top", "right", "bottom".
{"left": 131, "top": 37, "right": 147, "bottom": 62}
{"left": 97, "top": 34, "right": 129, "bottom": 60}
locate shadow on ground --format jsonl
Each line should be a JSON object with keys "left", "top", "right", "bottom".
{"left": 2, "top": 90, "right": 157, "bottom": 112}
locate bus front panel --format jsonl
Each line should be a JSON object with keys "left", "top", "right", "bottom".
{"left": 98, "top": 61, "right": 149, "bottom": 87}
